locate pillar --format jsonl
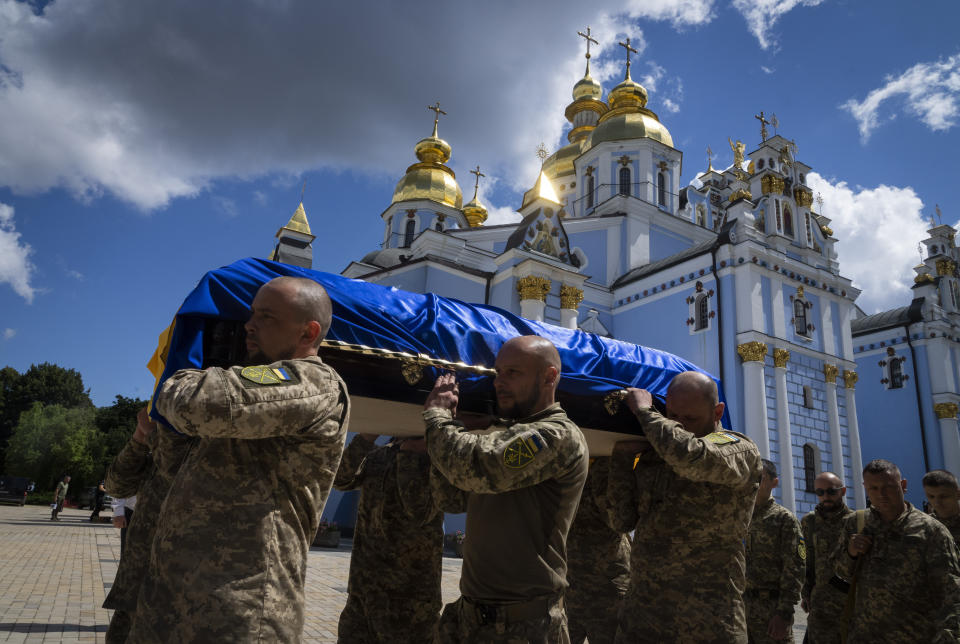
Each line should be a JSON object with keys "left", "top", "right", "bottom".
{"left": 559, "top": 285, "right": 584, "bottom": 330}
{"left": 934, "top": 402, "right": 960, "bottom": 476}
{"left": 736, "top": 341, "right": 770, "bottom": 457}
{"left": 773, "top": 348, "right": 796, "bottom": 513}
{"left": 843, "top": 370, "right": 866, "bottom": 509}
{"left": 516, "top": 276, "right": 550, "bottom": 322}
{"left": 824, "top": 364, "right": 844, "bottom": 477}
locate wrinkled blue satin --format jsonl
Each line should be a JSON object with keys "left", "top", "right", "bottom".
{"left": 151, "top": 257, "right": 730, "bottom": 428}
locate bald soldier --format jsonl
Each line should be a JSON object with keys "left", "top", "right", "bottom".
{"left": 128, "top": 277, "right": 351, "bottom": 642}
{"left": 608, "top": 371, "right": 762, "bottom": 643}
{"left": 424, "top": 335, "right": 589, "bottom": 643}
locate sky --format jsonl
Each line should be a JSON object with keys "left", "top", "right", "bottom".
{"left": 0, "top": 0, "right": 958, "bottom": 406}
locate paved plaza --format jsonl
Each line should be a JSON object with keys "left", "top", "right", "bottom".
{"left": 0, "top": 504, "right": 806, "bottom": 642}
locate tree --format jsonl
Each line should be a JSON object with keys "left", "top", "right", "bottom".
{"left": 93, "top": 395, "right": 148, "bottom": 475}
{"left": 5, "top": 403, "right": 98, "bottom": 492}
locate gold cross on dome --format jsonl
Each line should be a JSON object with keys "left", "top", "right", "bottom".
{"left": 427, "top": 102, "right": 446, "bottom": 137}
{"left": 815, "top": 192, "right": 824, "bottom": 213}
{"left": 707, "top": 145, "right": 714, "bottom": 170}
{"left": 755, "top": 111, "right": 769, "bottom": 142}
{"left": 771, "top": 113, "right": 780, "bottom": 134}
{"left": 536, "top": 142, "right": 549, "bottom": 164}
{"left": 578, "top": 26, "right": 599, "bottom": 74}
{"left": 470, "top": 165, "right": 485, "bottom": 199}
{"left": 618, "top": 37, "right": 639, "bottom": 79}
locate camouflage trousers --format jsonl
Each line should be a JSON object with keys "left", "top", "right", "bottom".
{"left": 566, "top": 579, "right": 623, "bottom": 644}
{"left": 337, "top": 592, "right": 439, "bottom": 644}
{"left": 105, "top": 609, "right": 132, "bottom": 644}
{"left": 745, "top": 594, "right": 794, "bottom": 643}
{"left": 435, "top": 596, "right": 569, "bottom": 644}
{"left": 804, "top": 584, "right": 847, "bottom": 644}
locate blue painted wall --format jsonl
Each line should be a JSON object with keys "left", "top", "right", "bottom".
{"left": 649, "top": 225, "right": 692, "bottom": 263}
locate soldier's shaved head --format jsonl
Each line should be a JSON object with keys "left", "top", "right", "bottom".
{"left": 264, "top": 277, "right": 333, "bottom": 344}
{"left": 500, "top": 335, "right": 562, "bottom": 372}
{"left": 815, "top": 471, "right": 843, "bottom": 488}
{"left": 664, "top": 371, "right": 724, "bottom": 437}
{"left": 667, "top": 371, "right": 720, "bottom": 406}
{"left": 814, "top": 471, "right": 846, "bottom": 510}
{"left": 494, "top": 335, "right": 561, "bottom": 419}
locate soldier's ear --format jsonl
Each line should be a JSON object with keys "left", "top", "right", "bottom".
{"left": 301, "top": 320, "right": 322, "bottom": 347}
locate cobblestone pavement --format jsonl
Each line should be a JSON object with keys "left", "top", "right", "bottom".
{"left": 0, "top": 504, "right": 805, "bottom": 642}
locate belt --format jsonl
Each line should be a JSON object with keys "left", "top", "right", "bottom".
{"left": 745, "top": 589, "right": 780, "bottom": 600}
{"left": 463, "top": 595, "right": 560, "bottom": 625}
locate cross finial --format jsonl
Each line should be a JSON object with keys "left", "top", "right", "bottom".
{"left": 577, "top": 26, "right": 599, "bottom": 76}
{"left": 771, "top": 113, "right": 780, "bottom": 135}
{"left": 618, "top": 37, "right": 639, "bottom": 80}
{"left": 706, "top": 145, "right": 714, "bottom": 171}
{"left": 470, "top": 165, "right": 485, "bottom": 200}
{"left": 300, "top": 180, "right": 306, "bottom": 202}
{"left": 427, "top": 102, "right": 446, "bottom": 137}
{"left": 536, "top": 142, "right": 549, "bottom": 165}
{"left": 815, "top": 192, "right": 824, "bottom": 213}
{"left": 755, "top": 111, "right": 769, "bottom": 142}
{"left": 937, "top": 204, "right": 943, "bottom": 224}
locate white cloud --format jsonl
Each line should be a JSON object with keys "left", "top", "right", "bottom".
{"left": 2, "top": 328, "right": 15, "bottom": 340}
{"left": 842, "top": 53, "right": 960, "bottom": 142}
{"left": 0, "top": 202, "right": 36, "bottom": 303}
{"left": 731, "top": 0, "right": 825, "bottom": 50}
{"left": 66, "top": 269, "right": 84, "bottom": 280}
{"left": 213, "top": 196, "right": 238, "bottom": 218}
{"left": 761, "top": 65, "right": 775, "bottom": 74}
{"left": 253, "top": 190, "right": 268, "bottom": 206}
{"left": 807, "top": 172, "right": 929, "bottom": 314}
{"left": 0, "top": 0, "right": 713, "bottom": 214}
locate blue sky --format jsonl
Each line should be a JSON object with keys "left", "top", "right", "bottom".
{"left": 1, "top": 0, "right": 958, "bottom": 406}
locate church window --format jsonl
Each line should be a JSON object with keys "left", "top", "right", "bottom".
{"left": 695, "top": 294, "right": 709, "bottom": 330}
{"left": 586, "top": 175, "right": 595, "bottom": 209}
{"left": 755, "top": 208, "right": 765, "bottom": 232}
{"left": 803, "top": 444, "right": 818, "bottom": 493}
{"left": 794, "top": 297, "right": 808, "bottom": 336}
{"left": 404, "top": 219, "right": 416, "bottom": 247}
{"left": 783, "top": 206, "right": 794, "bottom": 238}
{"left": 769, "top": 158, "right": 776, "bottom": 170}
{"left": 757, "top": 159, "right": 765, "bottom": 170}
{"left": 889, "top": 359, "right": 904, "bottom": 389}
{"left": 696, "top": 204, "right": 706, "bottom": 227}
{"left": 775, "top": 200, "right": 782, "bottom": 233}
{"left": 804, "top": 212, "right": 813, "bottom": 246}
{"left": 619, "top": 167, "right": 631, "bottom": 196}
{"left": 803, "top": 385, "right": 814, "bottom": 409}
{"left": 657, "top": 171, "right": 666, "bottom": 206}
{"left": 799, "top": 173, "right": 806, "bottom": 184}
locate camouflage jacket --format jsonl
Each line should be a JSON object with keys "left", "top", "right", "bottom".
{"left": 835, "top": 503, "right": 960, "bottom": 643}
{"left": 334, "top": 435, "right": 444, "bottom": 601}
{"left": 424, "top": 403, "right": 588, "bottom": 602}
{"left": 933, "top": 510, "right": 960, "bottom": 545}
{"left": 746, "top": 497, "right": 804, "bottom": 616}
{"left": 567, "top": 457, "right": 630, "bottom": 590}
{"left": 129, "top": 356, "right": 350, "bottom": 643}
{"left": 800, "top": 502, "right": 854, "bottom": 603}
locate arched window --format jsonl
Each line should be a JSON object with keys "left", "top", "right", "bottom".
{"left": 803, "top": 444, "right": 818, "bottom": 493}
{"left": 799, "top": 173, "right": 806, "bottom": 184}
{"left": 586, "top": 175, "right": 595, "bottom": 209}
{"left": 803, "top": 385, "right": 814, "bottom": 408}
{"left": 404, "top": 219, "right": 416, "bottom": 247}
{"left": 794, "top": 298, "right": 808, "bottom": 336}
{"left": 657, "top": 171, "right": 667, "bottom": 206}
{"left": 695, "top": 294, "right": 709, "bottom": 330}
{"left": 889, "top": 359, "right": 904, "bottom": 389}
{"left": 696, "top": 204, "right": 706, "bottom": 227}
{"left": 619, "top": 167, "right": 631, "bottom": 196}
{"left": 783, "top": 206, "right": 794, "bottom": 237}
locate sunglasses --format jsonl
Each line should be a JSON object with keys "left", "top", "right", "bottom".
{"left": 815, "top": 488, "right": 842, "bottom": 496}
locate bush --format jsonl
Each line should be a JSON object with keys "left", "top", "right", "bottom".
{"left": 25, "top": 492, "right": 52, "bottom": 506}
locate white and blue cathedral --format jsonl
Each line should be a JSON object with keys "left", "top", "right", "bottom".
{"left": 269, "top": 42, "right": 960, "bottom": 519}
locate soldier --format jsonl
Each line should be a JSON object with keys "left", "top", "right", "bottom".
{"left": 424, "top": 335, "right": 588, "bottom": 643}
{"left": 334, "top": 433, "right": 453, "bottom": 643}
{"left": 837, "top": 459, "right": 960, "bottom": 642}
{"left": 923, "top": 469, "right": 960, "bottom": 543}
{"left": 127, "top": 276, "right": 351, "bottom": 642}
{"left": 566, "top": 456, "right": 630, "bottom": 644}
{"left": 608, "top": 371, "right": 761, "bottom": 643}
{"left": 799, "top": 471, "right": 854, "bottom": 644}
{"left": 745, "top": 459, "right": 804, "bottom": 643}
{"left": 102, "top": 407, "right": 192, "bottom": 644}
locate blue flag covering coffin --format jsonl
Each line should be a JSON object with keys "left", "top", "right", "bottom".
{"left": 149, "top": 258, "right": 730, "bottom": 454}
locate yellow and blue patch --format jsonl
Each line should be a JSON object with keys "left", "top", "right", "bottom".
{"left": 705, "top": 431, "right": 740, "bottom": 445}
{"left": 798, "top": 535, "right": 807, "bottom": 560}
{"left": 240, "top": 365, "right": 292, "bottom": 386}
{"left": 503, "top": 433, "right": 544, "bottom": 469}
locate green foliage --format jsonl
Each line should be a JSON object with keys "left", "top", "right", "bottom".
{"left": 93, "top": 395, "right": 147, "bottom": 475}
{"left": 5, "top": 403, "right": 99, "bottom": 491}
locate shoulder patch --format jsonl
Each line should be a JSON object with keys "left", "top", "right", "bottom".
{"left": 705, "top": 431, "right": 740, "bottom": 445}
{"left": 503, "top": 434, "right": 542, "bottom": 469}
{"left": 798, "top": 535, "right": 807, "bottom": 560}
{"left": 240, "top": 365, "right": 292, "bottom": 386}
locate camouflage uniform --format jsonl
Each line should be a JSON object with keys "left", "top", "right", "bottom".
{"left": 424, "top": 403, "right": 588, "bottom": 644}
{"left": 835, "top": 503, "right": 960, "bottom": 643}
{"left": 933, "top": 510, "right": 960, "bottom": 544}
{"left": 128, "top": 356, "right": 350, "bottom": 643}
{"left": 334, "top": 435, "right": 448, "bottom": 644}
{"left": 607, "top": 407, "right": 761, "bottom": 643}
{"left": 800, "top": 502, "right": 854, "bottom": 644}
{"left": 102, "top": 428, "right": 193, "bottom": 644}
{"left": 744, "top": 496, "right": 804, "bottom": 643}
{"left": 566, "top": 457, "right": 630, "bottom": 644}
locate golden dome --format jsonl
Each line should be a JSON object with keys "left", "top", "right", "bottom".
{"left": 462, "top": 195, "right": 488, "bottom": 227}
{"left": 573, "top": 73, "right": 602, "bottom": 101}
{"left": 608, "top": 77, "right": 648, "bottom": 110}
{"left": 414, "top": 135, "right": 452, "bottom": 164}
{"left": 391, "top": 163, "right": 462, "bottom": 208}
{"left": 588, "top": 109, "right": 674, "bottom": 148}
{"left": 542, "top": 140, "right": 583, "bottom": 180}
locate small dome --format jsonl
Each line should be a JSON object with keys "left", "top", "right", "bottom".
{"left": 414, "top": 135, "right": 452, "bottom": 164}
{"left": 391, "top": 163, "right": 463, "bottom": 208}
{"left": 462, "top": 196, "right": 488, "bottom": 228}
{"left": 542, "top": 140, "right": 583, "bottom": 180}
{"left": 572, "top": 73, "right": 602, "bottom": 101}
{"left": 588, "top": 110, "right": 674, "bottom": 148}
{"left": 608, "top": 77, "right": 648, "bottom": 110}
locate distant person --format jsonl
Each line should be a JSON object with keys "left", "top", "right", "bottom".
{"left": 923, "top": 469, "right": 960, "bottom": 543}
{"left": 799, "top": 471, "right": 854, "bottom": 644}
{"left": 89, "top": 480, "right": 106, "bottom": 522}
{"left": 744, "top": 459, "right": 804, "bottom": 642}
{"left": 128, "top": 276, "right": 351, "bottom": 642}
{"left": 836, "top": 459, "right": 960, "bottom": 641}
{"left": 608, "top": 371, "right": 761, "bottom": 642}
{"left": 50, "top": 474, "right": 70, "bottom": 521}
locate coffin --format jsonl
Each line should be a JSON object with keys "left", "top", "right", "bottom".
{"left": 148, "top": 258, "right": 730, "bottom": 454}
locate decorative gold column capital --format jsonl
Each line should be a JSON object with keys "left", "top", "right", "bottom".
{"left": 516, "top": 276, "right": 551, "bottom": 302}
{"left": 843, "top": 370, "right": 858, "bottom": 389}
{"left": 935, "top": 402, "right": 959, "bottom": 420}
{"left": 559, "top": 285, "right": 584, "bottom": 310}
{"left": 737, "top": 341, "right": 768, "bottom": 363}
{"left": 936, "top": 259, "right": 957, "bottom": 276}
{"left": 823, "top": 364, "right": 839, "bottom": 383}
{"left": 773, "top": 348, "right": 790, "bottom": 368}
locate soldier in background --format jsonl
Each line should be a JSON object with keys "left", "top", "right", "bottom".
{"left": 334, "top": 433, "right": 457, "bottom": 643}
{"left": 566, "top": 456, "right": 630, "bottom": 644}
{"left": 799, "top": 471, "right": 853, "bottom": 644}
{"left": 923, "top": 469, "right": 960, "bottom": 543}
{"left": 608, "top": 372, "right": 761, "bottom": 643}
{"left": 424, "top": 336, "right": 588, "bottom": 643}
{"left": 744, "top": 459, "right": 804, "bottom": 642}
{"left": 837, "top": 459, "right": 960, "bottom": 642}
{"left": 128, "top": 276, "right": 351, "bottom": 642}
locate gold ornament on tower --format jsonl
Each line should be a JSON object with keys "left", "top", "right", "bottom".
{"left": 935, "top": 403, "right": 959, "bottom": 419}
{"left": 560, "top": 285, "right": 584, "bottom": 310}
{"left": 391, "top": 103, "right": 463, "bottom": 208}
{"left": 462, "top": 165, "right": 488, "bottom": 228}
{"left": 773, "top": 348, "right": 790, "bottom": 368}
{"left": 843, "top": 370, "right": 858, "bottom": 389}
{"left": 516, "top": 276, "right": 551, "bottom": 302}
{"left": 823, "top": 364, "right": 839, "bottom": 382}
{"left": 737, "top": 341, "right": 768, "bottom": 363}
{"left": 936, "top": 259, "right": 957, "bottom": 276}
